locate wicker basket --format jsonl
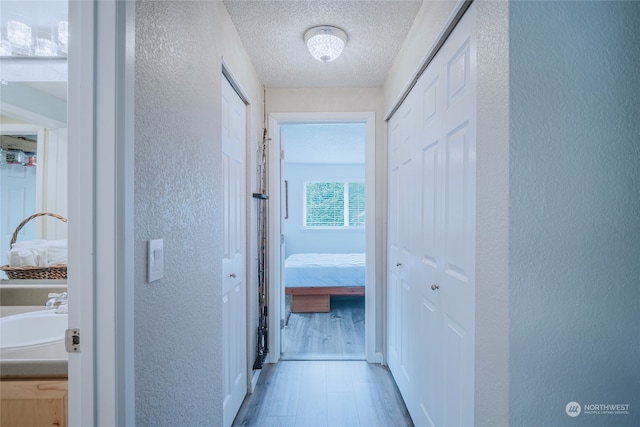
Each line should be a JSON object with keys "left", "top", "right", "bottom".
{"left": 0, "top": 212, "right": 67, "bottom": 280}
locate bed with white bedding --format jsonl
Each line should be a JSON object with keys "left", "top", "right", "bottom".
{"left": 285, "top": 253, "right": 365, "bottom": 313}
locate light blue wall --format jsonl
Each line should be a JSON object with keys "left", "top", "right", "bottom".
{"left": 509, "top": 2, "right": 640, "bottom": 426}
{"left": 284, "top": 163, "right": 365, "bottom": 256}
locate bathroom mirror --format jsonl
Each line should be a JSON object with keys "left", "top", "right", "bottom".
{"left": 0, "top": 2, "right": 69, "bottom": 281}
{"left": 0, "top": 85, "right": 68, "bottom": 281}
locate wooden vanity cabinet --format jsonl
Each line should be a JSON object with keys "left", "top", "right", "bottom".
{"left": 1, "top": 379, "right": 68, "bottom": 427}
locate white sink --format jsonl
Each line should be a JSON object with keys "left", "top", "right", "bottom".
{"left": 0, "top": 309, "right": 67, "bottom": 349}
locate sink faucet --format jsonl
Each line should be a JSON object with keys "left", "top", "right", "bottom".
{"left": 45, "top": 292, "right": 68, "bottom": 314}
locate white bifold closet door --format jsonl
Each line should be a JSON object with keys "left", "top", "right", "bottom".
{"left": 222, "top": 76, "right": 247, "bottom": 427}
{"left": 387, "top": 3, "right": 476, "bottom": 426}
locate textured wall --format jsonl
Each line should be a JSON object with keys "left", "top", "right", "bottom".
{"left": 383, "top": 0, "right": 457, "bottom": 115}
{"left": 474, "top": 1, "right": 510, "bottom": 425}
{"left": 134, "top": 1, "right": 262, "bottom": 425}
{"left": 509, "top": 2, "right": 640, "bottom": 426}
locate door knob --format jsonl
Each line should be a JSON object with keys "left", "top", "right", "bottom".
{"left": 230, "top": 273, "right": 237, "bottom": 278}
{"left": 431, "top": 283, "right": 440, "bottom": 291}
{"left": 396, "top": 262, "right": 402, "bottom": 267}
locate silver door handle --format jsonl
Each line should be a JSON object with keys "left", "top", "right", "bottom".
{"left": 396, "top": 262, "right": 402, "bottom": 267}
{"left": 431, "top": 283, "right": 440, "bottom": 291}
{"left": 230, "top": 273, "right": 237, "bottom": 278}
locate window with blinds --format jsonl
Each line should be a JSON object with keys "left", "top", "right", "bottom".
{"left": 304, "top": 181, "right": 365, "bottom": 227}
{"left": 348, "top": 182, "right": 366, "bottom": 226}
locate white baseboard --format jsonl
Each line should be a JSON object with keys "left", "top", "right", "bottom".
{"left": 368, "top": 351, "right": 385, "bottom": 365}
{"left": 375, "top": 352, "right": 385, "bottom": 365}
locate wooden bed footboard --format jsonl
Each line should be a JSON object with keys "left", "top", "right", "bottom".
{"left": 285, "top": 286, "right": 365, "bottom": 313}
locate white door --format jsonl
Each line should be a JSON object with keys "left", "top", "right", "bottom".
{"left": 388, "top": 3, "right": 476, "bottom": 426}
{"left": 222, "top": 76, "right": 247, "bottom": 427}
{"left": 437, "top": 9, "right": 476, "bottom": 424}
{"left": 387, "top": 99, "right": 420, "bottom": 406}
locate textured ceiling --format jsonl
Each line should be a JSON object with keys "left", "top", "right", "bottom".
{"left": 223, "top": 0, "right": 423, "bottom": 88}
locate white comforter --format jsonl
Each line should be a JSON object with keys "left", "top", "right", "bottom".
{"left": 284, "top": 253, "right": 365, "bottom": 288}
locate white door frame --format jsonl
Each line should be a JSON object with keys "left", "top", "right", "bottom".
{"left": 67, "top": 0, "right": 135, "bottom": 425}
{"left": 267, "top": 112, "right": 377, "bottom": 363}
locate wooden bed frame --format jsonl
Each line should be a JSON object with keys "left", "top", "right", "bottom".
{"left": 285, "top": 286, "right": 365, "bottom": 313}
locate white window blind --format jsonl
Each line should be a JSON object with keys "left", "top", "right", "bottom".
{"left": 304, "top": 181, "right": 365, "bottom": 227}
{"left": 348, "top": 182, "right": 366, "bottom": 226}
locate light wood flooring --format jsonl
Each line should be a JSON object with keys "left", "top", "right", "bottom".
{"left": 282, "top": 295, "right": 365, "bottom": 360}
{"left": 232, "top": 360, "right": 414, "bottom": 427}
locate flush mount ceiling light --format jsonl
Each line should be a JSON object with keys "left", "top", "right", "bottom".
{"left": 304, "top": 26, "right": 348, "bottom": 63}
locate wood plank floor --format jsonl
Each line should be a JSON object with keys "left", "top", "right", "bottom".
{"left": 232, "top": 361, "right": 414, "bottom": 427}
{"left": 282, "top": 295, "right": 365, "bottom": 360}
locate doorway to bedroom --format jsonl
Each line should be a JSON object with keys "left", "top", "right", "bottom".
{"left": 280, "top": 122, "right": 366, "bottom": 360}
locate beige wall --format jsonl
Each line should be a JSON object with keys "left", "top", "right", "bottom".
{"left": 266, "top": 87, "right": 388, "bottom": 355}
{"left": 134, "top": 2, "right": 263, "bottom": 425}
{"left": 0, "top": 116, "right": 27, "bottom": 124}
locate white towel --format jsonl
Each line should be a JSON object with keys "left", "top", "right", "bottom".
{"left": 44, "top": 240, "right": 67, "bottom": 265}
{"left": 7, "top": 239, "right": 67, "bottom": 267}
{"left": 8, "top": 247, "right": 48, "bottom": 267}
{"left": 12, "top": 240, "right": 49, "bottom": 248}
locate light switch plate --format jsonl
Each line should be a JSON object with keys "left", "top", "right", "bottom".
{"left": 148, "top": 239, "right": 164, "bottom": 282}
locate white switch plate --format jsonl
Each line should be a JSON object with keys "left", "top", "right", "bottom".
{"left": 148, "top": 239, "right": 164, "bottom": 282}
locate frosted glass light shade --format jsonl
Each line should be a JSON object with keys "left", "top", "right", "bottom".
{"left": 304, "top": 26, "right": 347, "bottom": 63}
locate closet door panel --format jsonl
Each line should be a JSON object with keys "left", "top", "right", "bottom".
{"left": 387, "top": 268, "right": 401, "bottom": 368}
{"left": 389, "top": 113, "right": 403, "bottom": 165}
{"left": 442, "top": 122, "right": 472, "bottom": 282}
{"left": 440, "top": 5, "right": 477, "bottom": 426}
{"left": 416, "top": 296, "right": 442, "bottom": 427}
{"left": 413, "top": 60, "right": 446, "bottom": 427}
{"left": 387, "top": 114, "right": 404, "bottom": 384}
{"left": 416, "top": 63, "right": 444, "bottom": 297}
{"left": 399, "top": 158, "right": 414, "bottom": 257}
{"left": 398, "top": 158, "right": 416, "bottom": 397}
{"left": 387, "top": 165, "right": 401, "bottom": 369}
{"left": 400, "top": 280, "right": 413, "bottom": 384}
{"left": 446, "top": 37, "right": 471, "bottom": 110}
{"left": 442, "top": 316, "right": 465, "bottom": 427}
{"left": 439, "top": 0, "right": 476, "bottom": 349}
{"left": 422, "top": 78, "right": 439, "bottom": 127}
{"left": 419, "top": 142, "right": 440, "bottom": 268}
{"left": 387, "top": 4, "right": 476, "bottom": 425}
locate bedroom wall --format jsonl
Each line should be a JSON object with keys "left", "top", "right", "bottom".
{"left": 509, "top": 2, "right": 640, "bottom": 426}
{"left": 284, "top": 163, "right": 365, "bottom": 256}
{"left": 0, "top": 116, "right": 25, "bottom": 124}
{"left": 134, "top": 1, "right": 263, "bottom": 425}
